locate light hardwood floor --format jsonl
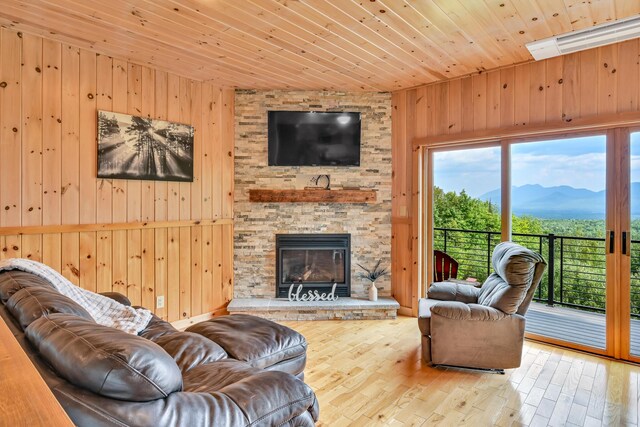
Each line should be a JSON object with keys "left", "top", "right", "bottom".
{"left": 282, "top": 316, "right": 640, "bottom": 427}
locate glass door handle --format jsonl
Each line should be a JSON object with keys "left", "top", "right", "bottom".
{"left": 622, "top": 231, "right": 630, "bottom": 256}
{"left": 608, "top": 230, "right": 615, "bottom": 254}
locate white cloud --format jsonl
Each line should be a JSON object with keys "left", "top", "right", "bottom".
{"left": 433, "top": 146, "right": 612, "bottom": 197}
{"left": 433, "top": 147, "right": 501, "bottom": 197}
{"left": 512, "top": 152, "right": 606, "bottom": 191}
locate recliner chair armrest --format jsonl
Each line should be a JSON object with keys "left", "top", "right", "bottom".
{"left": 427, "top": 282, "right": 480, "bottom": 303}
{"left": 430, "top": 301, "right": 508, "bottom": 321}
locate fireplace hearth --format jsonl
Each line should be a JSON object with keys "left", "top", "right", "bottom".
{"left": 276, "top": 234, "right": 351, "bottom": 298}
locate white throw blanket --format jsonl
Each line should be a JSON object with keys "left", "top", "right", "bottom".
{"left": 0, "top": 258, "right": 152, "bottom": 334}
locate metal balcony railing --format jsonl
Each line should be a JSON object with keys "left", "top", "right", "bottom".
{"left": 433, "top": 227, "right": 640, "bottom": 318}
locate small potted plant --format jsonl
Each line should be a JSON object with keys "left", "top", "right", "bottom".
{"left": 357, "top": 259, "right": 388, "bottom": 302}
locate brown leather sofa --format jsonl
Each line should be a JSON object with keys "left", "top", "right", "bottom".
{"left": 418, "top": 242, "right": 546, "bottom": 372}
{"left": 0, "top": 269, "right": 319, "bottom": 426}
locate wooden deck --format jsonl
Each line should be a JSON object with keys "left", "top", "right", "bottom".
{"left": 526, "top": 302, "right": 640, "bottom": 355}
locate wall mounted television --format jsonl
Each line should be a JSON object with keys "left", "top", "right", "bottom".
{"left": 268, "top": 111, "right": 361, "bottom": 166}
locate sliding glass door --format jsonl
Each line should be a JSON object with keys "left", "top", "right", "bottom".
{"left": 425, "top": 128, "right": 640, "bottom": 359}
{"left": 626, "top": 131, "right": 640, "bottom": 360}
{"left": 510, "top": 135, "right": 609, "bottom": 352}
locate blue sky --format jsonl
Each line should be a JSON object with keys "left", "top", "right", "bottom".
{"left": 434, "top": 135, "right": 614, "bottom": 198}
{"left": 632, "top": 132, "right": 640, "bottom": 186}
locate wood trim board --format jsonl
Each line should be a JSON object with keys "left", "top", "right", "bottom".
{"left": 249, "top": 189, "right": 377, "bottom": 203}
{"left": 413, "top": 111, "right": 640, "bottom": 148}
{"left": 0, "top": 219, "right": 233, "bottom": 236}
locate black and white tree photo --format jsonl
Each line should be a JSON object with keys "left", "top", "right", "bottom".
{"left": 97, "top": 110, "right": 194, "bottom": 182}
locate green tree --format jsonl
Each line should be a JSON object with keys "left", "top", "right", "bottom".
{"left": 433, "top": 187, "right": 499, "bottom": 280}
{"left": 512, "top": 215, "right": 544, "bottom": 235}
{"left": 433, "top": 186, "right": 544, "bottom": 235}
{"left": 433, "top": 187, "right": 500, "bottom": 232}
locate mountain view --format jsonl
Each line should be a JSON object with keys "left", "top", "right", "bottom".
{"left": 479, "top": 183, "right": 640, "bottom": 219}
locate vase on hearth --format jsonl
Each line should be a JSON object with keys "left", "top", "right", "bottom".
{"left": 368, "top": 282, "right": 378, "bottom": 302}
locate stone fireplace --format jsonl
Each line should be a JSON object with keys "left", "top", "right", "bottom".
{"left": 234, "top": 89, "right": 392, "bottom": 301}
{"left": 276, "top": 234, "right": 350, "bottom": 298}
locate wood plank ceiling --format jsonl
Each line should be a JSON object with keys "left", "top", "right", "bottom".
{"left": 0, "top": 0, "right": 638, "bottom": 91}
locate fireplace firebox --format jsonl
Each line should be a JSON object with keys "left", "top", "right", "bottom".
{"left": 276, "top": 234, "right": 351, "bottom": 298}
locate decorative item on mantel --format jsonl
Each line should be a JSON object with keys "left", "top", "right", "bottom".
{"left": 357, "top": 260, "right": 389, "bottom": 302}
{"left": 288, "top": 283, "right": 339, "bottom": 302}
{"left": 297, "top": 174, "right": 331, "bottom": 190}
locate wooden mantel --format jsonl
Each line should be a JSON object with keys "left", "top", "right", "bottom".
{"left": 249, "top": 189, "right": 377, "bottom": 203}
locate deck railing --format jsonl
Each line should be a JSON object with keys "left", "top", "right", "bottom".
{"left": 433, "top": 227, "right": 640, "bottom": 318}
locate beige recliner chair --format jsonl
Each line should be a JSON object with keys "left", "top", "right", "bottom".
{"left": 418, "top": 241, "right": 546, "bottom": 373}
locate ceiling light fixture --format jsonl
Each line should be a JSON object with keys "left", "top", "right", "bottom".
{"left": 526, "top": 15, "right": 640, "bottom": 61}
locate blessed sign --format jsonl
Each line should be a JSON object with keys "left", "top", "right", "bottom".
{"left": 288, "top": 283, "right": 339, "bottom": 302}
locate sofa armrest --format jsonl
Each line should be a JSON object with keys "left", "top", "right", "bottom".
{"left": 430, "top": 301, "right": 508, "bottom": 321}
{"left": 427, "top": 282, "right": 480, "bottom": 303}
{"left": 99, "top": 292, "right": 131, "bottom": 306}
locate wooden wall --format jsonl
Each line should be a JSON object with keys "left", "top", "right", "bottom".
{"left": 391, "top": 39, "right": 640, "bottom": 314}
{"left": 0, "top": 28, "right": 235, "bottom": 322}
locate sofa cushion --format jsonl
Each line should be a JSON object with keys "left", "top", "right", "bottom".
{"left": 6, "top": 286, "right": 93, "bottom": 330}
{"left": 99, "top": 291, "right": 131, "bottom": 306}
{"left": 138, "top": 313, "right": 179, "bottom": 340}
{"left": 427, "top": 281, "right": 480, "bottom": 303}
{"left": 182, "top": 359, "right": 261, "bottom": 393}
{"left": 0, "top": 270, "right": 55, "bottom": 303}
{"left": 25, "top": 313, "right": 182, "bottom": 402}
{"left": 182, "top": 359, "right": 319, "bottom": 426}
{"left": 430, "top": 301, "right": 509, "bottom": 321}
{"left": 187, "top": 314, "right": 307, "bottom": 370}
{"left": 216, "top": 370, "right": 319, "bottom": 426}
{"left": 153, "top": 332, "right": 228, "bottom": 373}
{"left": 183, "top": 359, "right": 319, "bottom": 426}
{"left": 139, "top": 314, "right": 228, "bottom": 372}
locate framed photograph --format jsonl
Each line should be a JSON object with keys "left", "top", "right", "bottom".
{"left": 97, "top": 110, "right": 194, "bottom": 182}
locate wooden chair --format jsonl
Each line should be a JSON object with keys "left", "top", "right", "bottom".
{"left": 433, "top": 250, "right": 459, "bottom": 282}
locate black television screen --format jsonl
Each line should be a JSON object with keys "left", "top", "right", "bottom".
{"left": 268, "top": 111, "right": 361, "bottom": 166}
